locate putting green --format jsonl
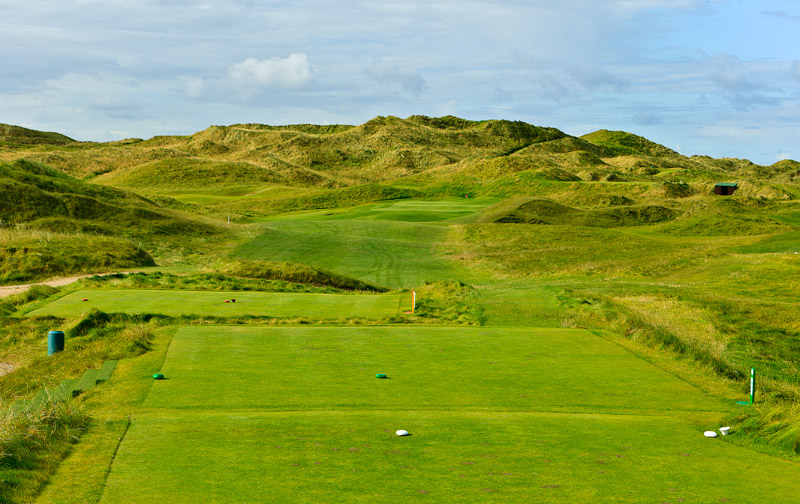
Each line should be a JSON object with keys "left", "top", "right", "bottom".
{"left": 143, "top": 326, "right": 729, "bottom": 414}
{"left": 26, "top": 289, "right": 402, "bottom": 319}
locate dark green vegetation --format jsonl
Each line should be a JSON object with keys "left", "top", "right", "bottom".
{"left": 1, "top": 117, "right": 799, "bottom": 502}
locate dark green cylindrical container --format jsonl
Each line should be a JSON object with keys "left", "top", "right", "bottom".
{"left": 47, "top": 331, "right": 65, "bottom": 355}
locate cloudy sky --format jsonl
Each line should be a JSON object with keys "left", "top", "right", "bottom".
{"left": 2, "top": 0, "right": 798, "bottom": 164}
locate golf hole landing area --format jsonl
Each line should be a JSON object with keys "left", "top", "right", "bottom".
{"left": 27, "top": 289, "right": 402, "bottom": 319}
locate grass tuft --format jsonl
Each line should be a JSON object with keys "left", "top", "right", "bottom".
{"left": 0, "top": 397, "right": 89, "bottom": 502}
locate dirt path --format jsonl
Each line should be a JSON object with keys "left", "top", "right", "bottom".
{"left": 0, "top": 272, "right": 124, "bottom": 299}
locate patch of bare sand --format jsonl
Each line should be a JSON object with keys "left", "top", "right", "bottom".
{"left": 0, "top": 272, "right": 127, "bottom": 299}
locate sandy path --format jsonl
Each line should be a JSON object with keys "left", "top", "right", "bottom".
{"left": 0, "top": 272, "right": 124, "bottom": 299}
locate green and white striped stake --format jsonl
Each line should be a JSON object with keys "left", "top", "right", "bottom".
{"left": 737, "top": 368, "right": 755, "bottom": 405}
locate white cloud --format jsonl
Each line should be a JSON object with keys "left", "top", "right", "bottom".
{"left": 436, "top": 99, "right": 459, "bottom": 116}
{"left": 791, "top": 61, "right": 800, "bottom": 81}
{"left": 493, "top": 87, "right": 514, "bottom": 102}
{"left": 776, "top": 150, "right": 791, "bottom": 161}
{"left": 708, "top": 54, "right": 755, "bottom": 92}
{"left": 228, "top": 54, "right": 313, "bottom": 96}
{"left": 40, "top": 72, "right": 149, "bottom": 119}
{"left": 613, "top": 0, "right": 703, "bottom": 11}
{"left": 705, "top": 53, "right": 782, "bottom": 110}
{"left": 632, "top": 112, "right": 661, "bottom": 125}
{"left": 183, "top": 77, "right": 207, "bottom": 99}
{"left": 568, "top": 62, "right": 625, "bottom": 91}
{"left": 366, "top": 59, "right": 427, "bottom": 96}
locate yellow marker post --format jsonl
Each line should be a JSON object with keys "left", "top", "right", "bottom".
{"left": 411, "top": 290, "right": 416, "bottom": 314}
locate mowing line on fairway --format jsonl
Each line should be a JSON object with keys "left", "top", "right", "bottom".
{"left": 96, "top": 416, "right": 132, "bottom": 500}
{"left": 127, "top": 408, "right": 728, "bottom": 421}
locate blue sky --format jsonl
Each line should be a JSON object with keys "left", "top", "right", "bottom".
{"left": 1, "top": 0, "right": 798, "bottom": 164}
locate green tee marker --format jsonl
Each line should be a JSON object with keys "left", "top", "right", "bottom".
{"left": 153, "top": 373, "right": 165, "bottom": 380}
{"left": 375, "top": 373, "right": 387, "bottom": 379}
{"left": 737, "top": 368, "right": 755, "bottom": 405}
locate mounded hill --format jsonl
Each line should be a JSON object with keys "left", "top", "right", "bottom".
{"left": 492, "top": 198, "right": 679, "bottom": 227}
{"left": 2, "top": 159, "right": 160, "bottom": 226}
{"left": 0, "top": 159, "right": 219, "bottom": 234}
{"left": 0, "top": 159, "right": 231, "bottom": 283}
{"left": 1, "top": 116, "right": 798, "bottom": 217}
{"left": 0, "top": 123, "right": 75, "bottom": 146}
{"left": 94, "top": 158, "right": 295, "bottom": 190}
{"left": 580, "top": 129, "right": 679, "bottom": 157}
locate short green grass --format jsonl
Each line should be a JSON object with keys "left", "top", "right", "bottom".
{"left": 235, "top": 220, "right": 461, "bottom": 288}
{"left": 25, "top": 289, "right": 402, "bottom": 320}
{"left": 89, "top": 325, "right": 800, "bottom": 504}
{"left": 144, "top": 326, "right": 729, "bottom": 414}
{"left": 99, "top": 410, "right": 800, "bottom": 504}
{"left": 234, "top": 198, "right": 497, "bottom": 288}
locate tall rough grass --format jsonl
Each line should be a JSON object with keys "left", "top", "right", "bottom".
{"left": 0, "top": 397, "right": 90, "bottom": 502}
{"left": 0, "top": 311, "right": 154, "bottom": 402}
{"left": 0, "top": 228, "right": 154, "bottom": 285}
{"left": 226, "top": 260, "right": 388, "bottom": 292}
{"left": 411, "top": 281, "right": 486, "bottom": 325}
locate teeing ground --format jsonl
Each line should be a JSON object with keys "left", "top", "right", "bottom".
{"left": 94, "top": 326, "right": 800, "bottom": 503}
{"left": 27, "top": 289, "right": 402, "bottom": 319}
